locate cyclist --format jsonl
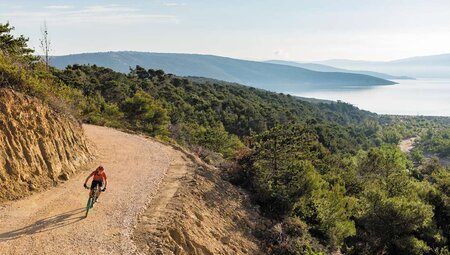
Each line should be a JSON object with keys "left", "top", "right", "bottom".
{"left": 83, "top": 165, "right": 107, "bottom": 202}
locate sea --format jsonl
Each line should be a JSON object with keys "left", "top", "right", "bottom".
{"left": 295, "top": 79, "right": 450, "bottom": 116}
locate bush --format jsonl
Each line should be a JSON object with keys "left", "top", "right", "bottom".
{"left": 121, "top": 90, "right": 169, "bottom": 136}
{"left": 171, "top": 122, "right": 244, "bottom": 159}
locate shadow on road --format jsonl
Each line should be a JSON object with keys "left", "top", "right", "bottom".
{"left": 0, "top": 208, "right": 85, "bottom": 241}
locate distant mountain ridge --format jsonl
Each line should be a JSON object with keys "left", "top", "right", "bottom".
{"left": 50, "top": 51, "right": 395, "bottom": 93}
{"left": 266, "top": 60, "right": 414, "bottom": 80}
{"left": 317, "top": 53, "right": 450, "bottom": 78}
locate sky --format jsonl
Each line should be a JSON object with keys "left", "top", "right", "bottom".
{"left": 1, "top": 0, "right": 450, "bottom": 61}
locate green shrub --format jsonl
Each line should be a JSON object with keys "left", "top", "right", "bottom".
{"left": 121, "top": 90, "right": 169, "bottom": 136}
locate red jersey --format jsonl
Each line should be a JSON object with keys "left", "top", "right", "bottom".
{"left": 89, "top": 170, "right": 107, "bottom": 181}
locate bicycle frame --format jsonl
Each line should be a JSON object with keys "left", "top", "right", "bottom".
{"left": 85, "top": 186, "right": 99, "bottom": 217}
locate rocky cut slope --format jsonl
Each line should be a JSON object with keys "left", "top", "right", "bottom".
{"left": 133, "top": 150, "right": 268, "bottom": 255}
{"left": 0, "top": 88, "right": 92, "bottom": 201}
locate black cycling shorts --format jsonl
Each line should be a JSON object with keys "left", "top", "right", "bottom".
{"left": 90, "top": 180, "right": 103, "bottom": 190}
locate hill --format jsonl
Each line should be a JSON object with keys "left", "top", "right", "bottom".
{"left": 318, "top": 53, "right": 450, "bottom": 78}
{"left": 266, "top": 60, "right": 414, "bottom": 80}
{"left": 50, "top": 51, "right": 396, "bottom": 92}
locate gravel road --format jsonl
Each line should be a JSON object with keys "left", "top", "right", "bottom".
{"left": 0, "top": 125, "right": 183, "bottom": 254}
{"left": 399, "top": 137, "right": 417, "bottom": 153}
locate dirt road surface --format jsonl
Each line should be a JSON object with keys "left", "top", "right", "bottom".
{"left": 399, "top": 137, "right": 417, "bottom": 153}
{"left": 0, "top": 125, "right": 188, "bottom": 254}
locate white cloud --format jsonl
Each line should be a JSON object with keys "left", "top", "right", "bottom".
{"left": 163, "top": 2, "right": 187, "bottom": 7}
{"left": 45, "top": 5, "right": 73, "bottom": 9}
{"left": 79, "top": 5, "right": 140, "bottom": 14}
{"left": 0, "top": 4, "right": 178, "bottom": 25}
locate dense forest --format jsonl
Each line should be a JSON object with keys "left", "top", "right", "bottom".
{"left": 1, "top": 22, "right": 450, "bottom": 255}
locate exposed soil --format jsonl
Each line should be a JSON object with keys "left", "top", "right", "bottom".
{"left": 133, "top": 151, "right": 266, "bottom": 255}
{"left": 399, "top": 137, "right": 417, "bottom": 153}
{"left": 0, "top": 89, "right": 92, "bottom": 201}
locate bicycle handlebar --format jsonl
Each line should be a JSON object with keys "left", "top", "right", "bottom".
{"left": 84, "top": 183, "right": 106, "bottom": 192}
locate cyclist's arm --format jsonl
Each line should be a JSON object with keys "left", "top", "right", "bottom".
{"left": 84, "top": 172, "right": 94, "bottom": 185}
{"left": 103, "top": 173, "right": 107, "bottom": 188}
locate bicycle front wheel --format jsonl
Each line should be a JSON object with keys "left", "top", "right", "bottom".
{"left": 85, "top": 196, "right": 92, "bottom": 217}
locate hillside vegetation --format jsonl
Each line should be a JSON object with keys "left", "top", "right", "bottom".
{"left": 2, "top": 22, "right": 450, "bottom": 255}
{"left": 52, "top": 64, "right": 380, "bottom": 157}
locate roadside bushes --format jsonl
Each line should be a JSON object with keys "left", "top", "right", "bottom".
{"left": 0, "top": 22, "right": 86, "bottom": 115}
{"left": 0, "top": 52, "right": 87, "bottom": 116}
{"left": 77, "top": 94, "right": 124, "bottom": 128}
{"left": 121, "top": 90, "right": 169, "bottom": 136}
{"left": 170, "top": 122, "right": 244, "bottom": 160}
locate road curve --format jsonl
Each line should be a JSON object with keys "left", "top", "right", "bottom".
{"left": 0, "top": 125, "right": 185, "bottom": 254}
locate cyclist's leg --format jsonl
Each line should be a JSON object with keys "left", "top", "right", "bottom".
{"left": 96, "top": 181, "right": 103, "bottom": 199}
{"left": 90, "top": 180, "right": 97, "bottom": 197}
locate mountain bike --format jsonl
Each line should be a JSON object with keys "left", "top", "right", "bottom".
{"left": 85, "top": 185, "right": 99, "bottom": 217}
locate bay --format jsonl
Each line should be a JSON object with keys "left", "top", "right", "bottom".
{"left": 294, "top": 79, "right": 450, "bottom": 116}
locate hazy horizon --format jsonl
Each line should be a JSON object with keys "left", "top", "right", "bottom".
{"left": 2, "top": 0, "right": 450, "bottom": 62}
{"left": 47, "top": 50, "right": 450, "bottom": 64}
